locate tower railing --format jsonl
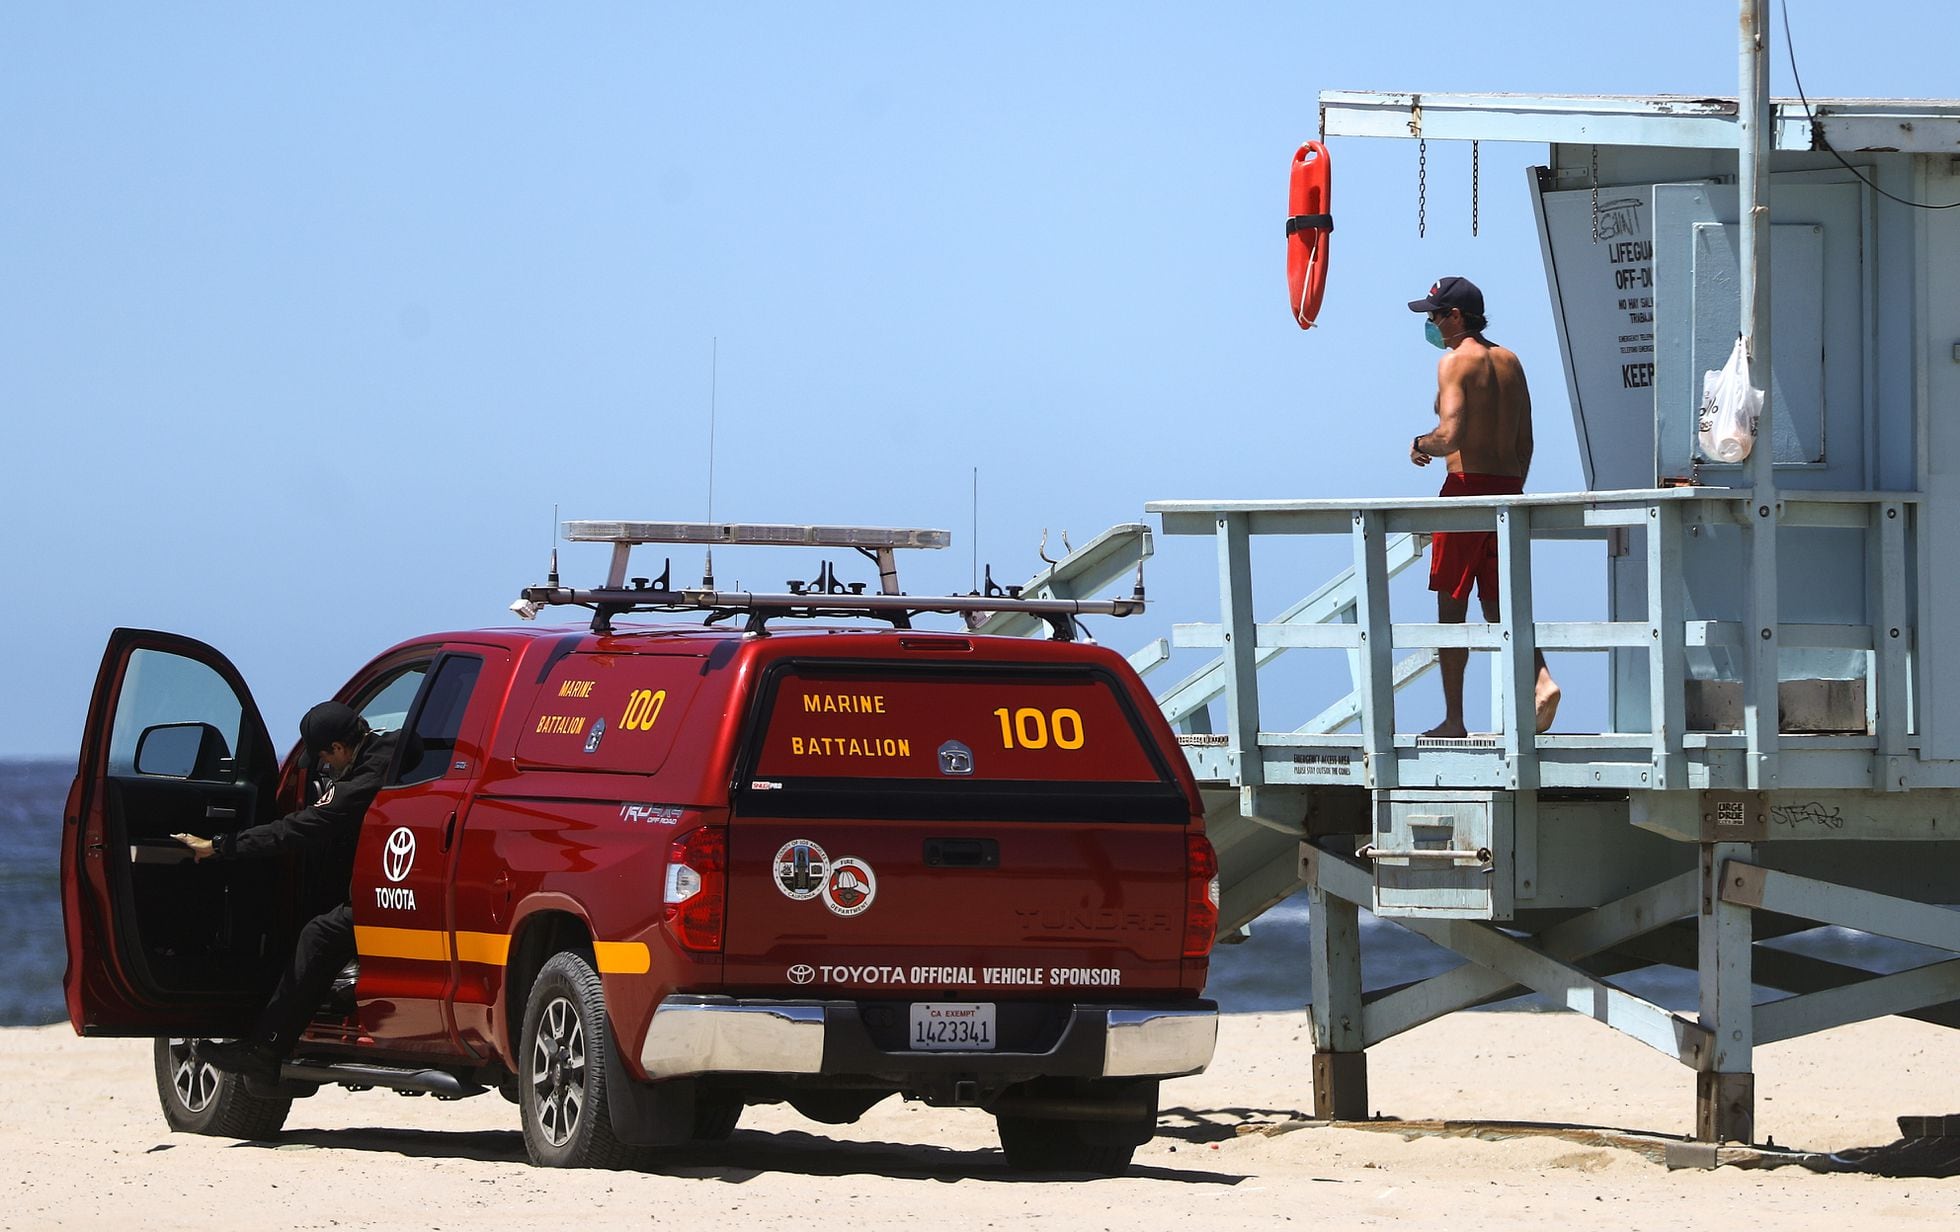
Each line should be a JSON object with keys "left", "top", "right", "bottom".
{"left": 1148, "top": 486, "right": 1919, "bottom": 796}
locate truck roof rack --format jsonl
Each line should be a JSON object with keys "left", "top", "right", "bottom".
{"left": 513, "top": 519, "right": 1144, "bottom": 640}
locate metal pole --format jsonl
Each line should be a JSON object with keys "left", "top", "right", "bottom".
{"left": 1697, "top": 0, "right": 1771, "bottom": 1147}
{"left": 1740, "top": 1, "right": 1772, "bottom": 477}
{"left": 1739, "top": 0, "right": 1778, "bottom": 791}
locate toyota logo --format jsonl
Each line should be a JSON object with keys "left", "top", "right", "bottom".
{"left": 382, "top": 827, "right": 417, "bottom": 883}
{"left": 787, "top": 964, "right": 816, "bottom": 985}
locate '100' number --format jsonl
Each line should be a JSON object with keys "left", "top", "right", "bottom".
{"left": 621, "top": 688, "right": 666, "bottom": 731}
{"left": 992, "top": 707, "right": 1084, "bottom": 750}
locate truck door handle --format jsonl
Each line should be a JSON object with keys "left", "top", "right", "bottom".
{"left": 924, "top": 838, "right": 999, "bottom": 869}
{"left": 441, "top": 811, "right": 458, "bottom": 853}
{"left": 205, "top": 805, "right": 238, "bottom": 820}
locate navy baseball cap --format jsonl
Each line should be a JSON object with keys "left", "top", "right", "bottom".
{"left": 1408, "top": 276, "right": 1485, "bottom": 317}
{"left": 300, "top": 702, "right": 364, "bottom": 755}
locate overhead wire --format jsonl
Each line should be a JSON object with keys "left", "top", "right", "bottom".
{"left": 1780, "top": 0, "right": 1959, "bottom": 210}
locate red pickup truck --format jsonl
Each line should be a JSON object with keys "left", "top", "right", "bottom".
{"left": 62, "top": 532, "right": 1218, "bottom": 1174}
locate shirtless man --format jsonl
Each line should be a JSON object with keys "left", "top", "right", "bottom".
{"left": 1406, "top": 276, "right": 1560, "bottom": 737}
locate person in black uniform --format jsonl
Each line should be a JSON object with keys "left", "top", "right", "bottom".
{"left": 172, "top": 701, "right": 399, "bottom": 1080}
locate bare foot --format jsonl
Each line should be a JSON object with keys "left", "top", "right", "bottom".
{"left": 1421, "top": 720, "right": 1469, "bottom": 739}
{"left": 1535, "top": 677, "right": 1562, "bottom": 734}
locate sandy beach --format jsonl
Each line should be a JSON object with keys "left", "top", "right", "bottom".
{"left": 6, "top": 1010, "right": 1957, "bottom": 1230}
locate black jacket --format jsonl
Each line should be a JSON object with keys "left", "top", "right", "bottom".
{"left": 214, "top": 731, "right": 399, "bottom": 896}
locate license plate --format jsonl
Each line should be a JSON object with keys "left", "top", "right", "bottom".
{"left": 909, "top": 1002, "right": 996, "bottom": 1051}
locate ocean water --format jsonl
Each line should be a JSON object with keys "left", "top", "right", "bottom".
{"left": 1, "top": 757, "right": 1940, "bottom": 1027}
{"left": 0, "top": 760, "right": 72, "bottom": 1026}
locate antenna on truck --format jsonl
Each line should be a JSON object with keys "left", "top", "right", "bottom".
{"left": 508, "top": 505, "right": 564, "bottom": 621}
{"left": 703, "top": 339, "right": 718, "bottom": 591}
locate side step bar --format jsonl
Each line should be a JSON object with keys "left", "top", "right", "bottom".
{"left": 282, "top": 1059, "right": 487, "bottom": 1099}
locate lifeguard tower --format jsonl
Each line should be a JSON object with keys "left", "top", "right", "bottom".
{"left": 1134, "top": 12, "right": 1960, "bottom": 1143}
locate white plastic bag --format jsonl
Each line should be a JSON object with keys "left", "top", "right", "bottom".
{"left": 1697, "top": 336, "right": 1762, "bottom": 464}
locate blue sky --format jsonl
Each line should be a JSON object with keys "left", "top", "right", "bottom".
{"left": 3, "top": 2, "right": 1953, "bottom": 757}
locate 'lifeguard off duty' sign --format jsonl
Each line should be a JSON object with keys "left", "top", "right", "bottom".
{"left": 1538, "top": 187, "right": 1658, "bottom": 491}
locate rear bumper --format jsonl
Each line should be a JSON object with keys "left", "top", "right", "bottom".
{"left": 639, "top": 996, "right": 1217, "bottom": 1083}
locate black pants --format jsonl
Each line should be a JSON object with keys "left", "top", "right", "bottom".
{"left": 252, "top": 902, "right": 355, "bottom": 1054}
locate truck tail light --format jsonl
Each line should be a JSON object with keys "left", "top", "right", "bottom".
{"left": 1183, "top": 833, "right": 1220, "bottom": 959}
{"left": 663, "top": 826, "right": 727, "bottom": 953}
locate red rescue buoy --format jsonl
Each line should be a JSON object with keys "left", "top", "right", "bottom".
{"left": 1287, "top": 141, "right": 1333, "bottom": 329}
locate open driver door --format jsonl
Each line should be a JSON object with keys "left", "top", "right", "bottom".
{"left": 63, "top": 628, "right": 286, "bottom": 1035}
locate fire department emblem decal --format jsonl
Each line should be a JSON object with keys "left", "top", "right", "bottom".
{"left": 773, "top": 839, "right": 830, "bottom": 901}
{"left": 382, "top": 826, "right": 416, "bottom": 883}
{"left": 822, "top": 857, "right": 877, "bottom": 917}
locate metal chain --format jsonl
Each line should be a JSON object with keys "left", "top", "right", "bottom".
{"left": 1471, "top": 141, "right": 1480, "bottom": 237}
{"left": 1590, "top": 144, "right": 1600, "bottom": 243}
{"left": 1417, "top": 138, "right": 1427, "bottom": 238}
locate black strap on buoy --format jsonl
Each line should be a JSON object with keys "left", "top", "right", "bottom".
{"left": 1285, "top": 214, "right": 1334, "bottom": 237}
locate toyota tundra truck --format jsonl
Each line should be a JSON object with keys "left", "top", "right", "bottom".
{"left": 61, "top": 521, "right": 1218, "bottom": 1173}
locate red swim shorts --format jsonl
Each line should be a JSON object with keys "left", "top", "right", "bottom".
{"left": 1429, "top": 472, "right": 1525, "bottom": 602}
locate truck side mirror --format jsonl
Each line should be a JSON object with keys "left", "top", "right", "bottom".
{"left": 133, "top": 722, "right": 233, "bottom": 781}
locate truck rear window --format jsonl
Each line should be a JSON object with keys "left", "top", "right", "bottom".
{"left": 739, "top": 662, "right": 1187, "bottom": 822}
{"left": 513, "top": 651, "right": 705, "bottom": 774}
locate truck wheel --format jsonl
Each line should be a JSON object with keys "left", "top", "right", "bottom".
{"left": 995, "top": 1115, "right": 1140, "bottom": 1176}
{"left": 692, "top": 1093, "right": 743, "bottom": 1141}
{"left": 518, "top": 951, "right": 648, "bottom": 1169}
{"left": 153, "top": 1038, "right": 293, "bottom": 1140}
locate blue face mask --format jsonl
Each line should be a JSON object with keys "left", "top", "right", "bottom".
{"left": 1425, "top": 318, "right": 1447, "bottom": 349}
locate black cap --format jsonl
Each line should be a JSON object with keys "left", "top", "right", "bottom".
{"left": 299, "top": 702, "right": 364, "bottom": 756}
{"left": 1408, "top": 275, "right": 1485, "bottom": 317}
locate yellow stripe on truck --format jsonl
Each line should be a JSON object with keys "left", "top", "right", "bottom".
{"left": 454, "top": 931, "right": 512, "bottom": 965}
{"left": 354, "top": 925, "right": 450, "bottom": 962}
{"left": 592, "top": 941, "right": 651, "bottom": 974}
{"left": 356, "top": 926, "right": 646, "bottom": 973}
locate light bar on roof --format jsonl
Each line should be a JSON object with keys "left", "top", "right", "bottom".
{"left": 563, "top": 521, "right": 951, "bottom": 550}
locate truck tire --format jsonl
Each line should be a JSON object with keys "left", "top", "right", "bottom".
{"left": 153, "top": 1038, "right": 293, "bottom": 1140}
{"left": 995, "top": 1114, "right": 1140, "bottom": 1175}
{"left": 518, "top": 951, "right": 650, "bottom": 1169}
